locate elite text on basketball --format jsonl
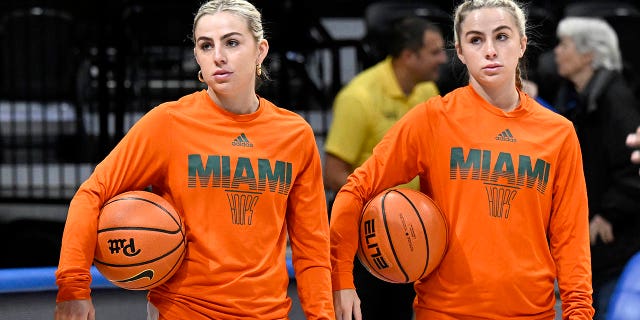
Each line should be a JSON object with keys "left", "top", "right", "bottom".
{"left": 363, "top": 219, "right": 389, "bottom": 270}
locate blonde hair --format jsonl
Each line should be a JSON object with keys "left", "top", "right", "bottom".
{"left": 453, "top": 0, "right": 527, "bottom": 89}
{"left": 192, "top": 0, "right": 264, "bottom": 44}
{"left": 192, "top": 0, "right": 268, "bottom": 82}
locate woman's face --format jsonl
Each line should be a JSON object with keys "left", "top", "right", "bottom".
{"left": 554, "top": 36, "right": 592, "bottom": 79}
{"left": 455, "top": 7, "right": 526, "bottom": 90}
{"left": 193, "top": 12, "right": 267, "bottom": 96}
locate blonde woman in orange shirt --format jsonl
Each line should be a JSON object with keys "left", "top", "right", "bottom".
{"left": 330, "top": 0, "right": 594, "bottom": 319}
{"left": 54, "top": 0, "right": 334, "bottom": 319}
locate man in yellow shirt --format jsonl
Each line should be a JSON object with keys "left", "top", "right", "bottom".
{"left": 323, "top": 16, "right": 447, "bottom": 320}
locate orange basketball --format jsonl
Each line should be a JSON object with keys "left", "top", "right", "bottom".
{"left": 357, "top": 188, "right": 448, "bottom": 283}
{"left": 94, "top": 190, "right": 186, "bottom": 290}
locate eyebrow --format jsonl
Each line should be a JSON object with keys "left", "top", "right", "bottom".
{"left": 196, "top": 31, "right": 243, "bottom": 43}
{"left": 464, "top": 25, "right": 513, "bottom": 37}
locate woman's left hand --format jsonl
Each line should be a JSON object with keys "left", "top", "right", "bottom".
{"left": 589, "top": 214, "right": 614, "bottom": 245}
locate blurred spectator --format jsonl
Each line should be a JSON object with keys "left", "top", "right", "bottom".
{"left": 553, "top": 16, "right": 640, "bottom": 319}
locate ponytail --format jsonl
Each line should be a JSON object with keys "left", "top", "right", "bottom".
{"left": 515, "top": 65, "right": 522, "bottom": 90}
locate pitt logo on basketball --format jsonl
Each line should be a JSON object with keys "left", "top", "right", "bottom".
{"left": 107, "top": 238, "right": 141, "bottom": 257}
{"left": 363, "top": 219, "right": 389, "bottom": 270}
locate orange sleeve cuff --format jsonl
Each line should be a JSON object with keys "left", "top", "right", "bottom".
{"left": 56, "top": 284, "right": 92, "bottom": 303}
{"left": 55, "top": 269, "right": 92, "bottom": 302}
{"left": 331, "top": 271, "right": 355, "bottom": 291}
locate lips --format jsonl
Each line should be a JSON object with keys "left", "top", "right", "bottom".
{"left": 482, "top": 64, "right": 503, "bottom": 74}
{"left": 213, "top": 70, "right": 232, "bottom": 80}
{"left": 483, "top": 63, "right": 502, "bottom": 70}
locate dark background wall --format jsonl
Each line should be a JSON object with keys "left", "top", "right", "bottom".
{"left": 0, "top": 0, "right": 639, "bottom": 268}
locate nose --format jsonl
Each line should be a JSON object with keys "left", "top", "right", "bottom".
{"left": 214, "top": 47, "right": 226, "bottom": 64}
{"left": 485, "top": 40, "right": 497, "bottom": 59}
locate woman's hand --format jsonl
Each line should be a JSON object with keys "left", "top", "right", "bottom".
{"left": 54, "top": 299, "right": 95, "bottom": 320}
{"left": 590, "top": 214, "right": 614, "bottom": 245}
{"left": 333, "top": 289, "right": 362, "bottom": 320}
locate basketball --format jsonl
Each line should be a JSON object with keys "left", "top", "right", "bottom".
{"left": 356, "top": 188, "right": 448, "bottom": 283}
{"left": 93, "top": 190, "right": 186, "bottom": 290}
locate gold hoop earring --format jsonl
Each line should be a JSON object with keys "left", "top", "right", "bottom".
{"left": 198, "top": 70, "right": 204, "bottom": 82}
{"left": 256, "top": 64, "right": 262, "bottom": 77}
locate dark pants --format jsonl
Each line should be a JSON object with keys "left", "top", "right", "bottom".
{"left": 593, "top": 276, "right": 619, "bottom": 320}
{"left": 353, "top": 260, "right": 415, "bottom": 320}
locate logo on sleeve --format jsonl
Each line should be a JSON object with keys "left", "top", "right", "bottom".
{"left": 232, "top": 133, "right": 254, "bottom": 147}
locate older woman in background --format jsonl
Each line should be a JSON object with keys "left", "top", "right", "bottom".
{"left": 554, "top": 16, "right": 640, "bottom": 319}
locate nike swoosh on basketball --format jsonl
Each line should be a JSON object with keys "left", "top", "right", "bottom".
{"left": 115, "top": 269, "right": 154, "bottom": 283}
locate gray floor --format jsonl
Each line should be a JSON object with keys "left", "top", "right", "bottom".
{"left": 0, "top": 285, "right": 563, "bottom": 320}
{"left": 0, "top": 283, "right": 305, "bottom": 320}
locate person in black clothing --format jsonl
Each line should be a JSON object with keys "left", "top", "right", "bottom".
{"left": 553, "top": 16, "right": 640, "bottom": 319}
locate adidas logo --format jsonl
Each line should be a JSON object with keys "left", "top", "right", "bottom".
{"left": 232, "top": 133, "right": 254, "bottom": 147}
{"left": 495, "top": 129, "right": 516, "bottom": 142}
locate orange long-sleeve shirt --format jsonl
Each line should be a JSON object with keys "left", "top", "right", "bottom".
{"left": 56, "top": 90, "right": 335, "bottom": 319}
{"left": 330, "top": 85, "right": 594, "bottom": 319}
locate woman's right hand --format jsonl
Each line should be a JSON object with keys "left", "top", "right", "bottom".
{"left": 54, "top": 299, "right": 95, "bottom": 320}
{"left": 333, "top": 289, "right": 362, "bottom": 320}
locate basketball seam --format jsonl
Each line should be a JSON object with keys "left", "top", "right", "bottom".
{"left": 97, "top": 226, "right": 181, "bottom": 234}
{"left": 395, "top": 189, "right": 430, "bottom": 281}
{"left": 358, "top": 195, "right": 395, "bottom": 283}
{"left": 94, "top": 235, "right": 185, "bottom": 267}
{"left": 357, "top": 198, "right": 375, "bottom": 277}
{"left": 383, "top": 190, "right": 410, "bottom": 283}
{"left": 102, "top": 194, "right": 182, "bottom": 229}
{"left": 434, "top": 202, "right": 449, "bottom": 262}
{"left": 120, "top": 244, "right": 186, "bottom": 290}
